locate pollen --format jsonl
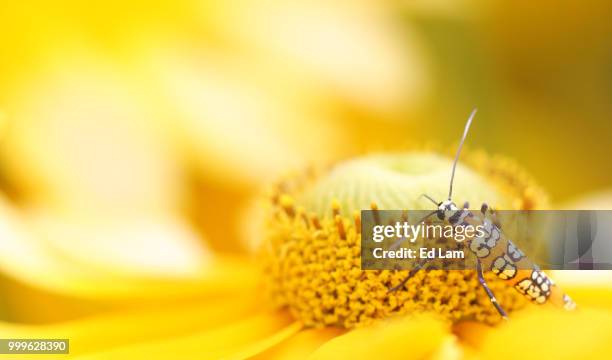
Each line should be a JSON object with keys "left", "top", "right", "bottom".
{"left": 260, "top": 151, "right": 548, "bottom": 328}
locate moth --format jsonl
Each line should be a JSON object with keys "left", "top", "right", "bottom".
{"left": 388, "top": 109, "right": 576, "bottom": 319}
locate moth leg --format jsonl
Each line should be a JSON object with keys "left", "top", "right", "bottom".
{"left": 480, "top": 202, "right": 501, "bottom": 229}
{"left": 463, "top": 201, "right": 469, "bottom": 209}
{"left": 476, "top": 259, "right": 509, "bottom": 320}
{"left": 388, "top": 259, "right": 431, "bottom": 293}
{"left": 480, "top": 202, "right": 488, "bottom": 214}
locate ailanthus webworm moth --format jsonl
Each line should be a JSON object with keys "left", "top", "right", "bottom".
{"left": 388, "top": 109, "right": 577, "bottom": 319}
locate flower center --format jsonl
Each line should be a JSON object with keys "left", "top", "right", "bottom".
{"left": 261, "top": 151, "right": 546, "bottom": 328}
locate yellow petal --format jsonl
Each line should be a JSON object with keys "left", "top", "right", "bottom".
{"left": 308, "top": 314, "right": 451, "bottom": 360}
{"left": 0, "top": 253, "right": 259, "bottom": 304}
{"left": 0, "top": 206, "right": 255, "bottom": 299}
{"left": 72, "top": 312, "right": 295, "bottom": 360}
{"left": 467, "top": 308, "right": 612, "bottom": 359}
{"left": 0, "top": 54, "right": 184, "bottom": 216}
{"left": 147, "top": 49, "right": 349, "bottom": 188}
{"left": 0, "top": 296, "right": 259, "bottom": 356}
{"left": 24, "top": 209, "right": 210, "bottom": 279}
{"left": 451, "top": 320, "right": 494, "bottom": 351}
{"left": 252, "top": 328, "right": 345, "bottom": 360}
{"left": 202, "top": 0, "right": 429, "bottom": 111}
{"left": 0, "top": 200, "right": 258, "bottom": 322}
{"left": 563, "top": 286, "right": 612, "bottom": 311}
{"left": 224, "top": 321, "right": 303, "bottom": 360}
{"left": 428, "top": 336, "right": 463, "bottom": 360}
{"left": 551, "top": 271, "right": 612, "bottom": 311}
{"left": 0, "top": 192, "right": 258, "bottom": 303}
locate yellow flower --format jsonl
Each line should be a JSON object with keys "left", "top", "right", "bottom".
{"left": 4, "top": 150, "right": 611, "bottom": 360}
{"left": 260, "top": 151, "right": 543, "bottom": 328}
{"left": 0, "top": 1, "right": 609, "bottom": 359}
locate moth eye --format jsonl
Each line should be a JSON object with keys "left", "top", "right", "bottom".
{"left": 436, "top": 210, "right": 444, "bottom": 220}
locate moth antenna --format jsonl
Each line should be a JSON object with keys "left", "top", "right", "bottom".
{"left": 448, "top": 108, "right": 477, "bottom": 200}
{"left": 419, "top": 193, "right": 439, "bottom": 206}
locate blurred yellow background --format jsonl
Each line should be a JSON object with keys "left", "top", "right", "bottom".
{"left": 0, "top": 0, "right": 610, "bottom": 335}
